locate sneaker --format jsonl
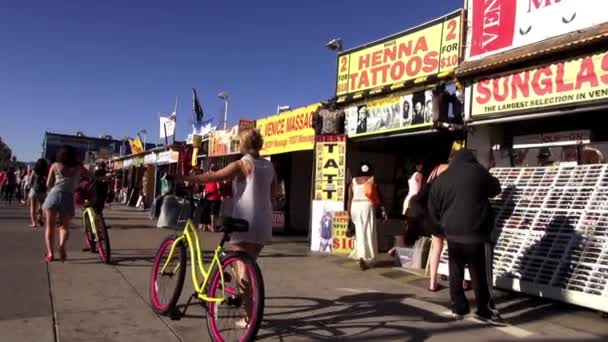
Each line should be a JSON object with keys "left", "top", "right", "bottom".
{"left": 451, "top": 312, "right": 467, "bottom": 320}
{"left": 475, "top": 311, "right": 507, "bottom": 326}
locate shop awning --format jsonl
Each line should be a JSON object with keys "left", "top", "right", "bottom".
{"left": 456, "top": 22, "right": 608, "bottom": 78}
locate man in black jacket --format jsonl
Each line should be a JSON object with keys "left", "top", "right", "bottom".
{"left": 428, "top": 149, "right": 503, "bottom": 324}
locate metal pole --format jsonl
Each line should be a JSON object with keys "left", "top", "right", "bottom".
{"left": 223, "top": 98, "right": 229, "bottom": 130}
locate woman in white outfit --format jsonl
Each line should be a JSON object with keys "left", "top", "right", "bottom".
{"left": 185, "top": 129, "right": 277, "bottom": 327}
{"left": 186, "top": 128, "right": 277, "bottom": 257}
{"left": 348, "top": 162, "right": 387, "bottom": 270}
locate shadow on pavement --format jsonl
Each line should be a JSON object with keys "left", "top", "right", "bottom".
{"left": 257, "top": 293, "right": 456, "bottom": 341}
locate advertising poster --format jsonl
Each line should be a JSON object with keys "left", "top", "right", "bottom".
{"left": 336, "top": 11, "right": 461, "bottom": 96}
{"left": 314, "top": 135, "right": 346, "bottom": 202}
{"left": 208, "top": 126, "right": 240, "bottom": 157}
{"left": 310, "top": 200, "right": 344, "bottom": 253}
{"left": 272, "top": 211, "right": 285, "bottom": 233}
{"left": 331, "top": 211, "right": 354, "bottom": 256}
{"left": 471, "top": 50, "right": 608, "bottom": 117}
{"left": 466, "top": 0, "right": 608, "bottom": 60}
{"left": 345, "top": 89, "right": 432, "bottom": 137}
{"left": 256, "top": 103, "right": 321, "bottom": 155}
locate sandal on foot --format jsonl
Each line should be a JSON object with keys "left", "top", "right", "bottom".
{"left": 44, "top": 254, "right": 54, "bottom": 263}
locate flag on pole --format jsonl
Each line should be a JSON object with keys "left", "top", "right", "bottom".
{"left": 192, "top": 88, "right": 204, "bottom": 123}
{"left": 159, "top": 114, "right": 176, "bottom": 138}
{"left": 128, "top": 138, "right": 144, "bottom": 154}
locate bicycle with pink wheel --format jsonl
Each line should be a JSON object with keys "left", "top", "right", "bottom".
{"left": 149, "top": 198, "right": 264, "bottom": 342}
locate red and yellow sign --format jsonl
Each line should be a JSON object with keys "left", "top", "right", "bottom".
{"left": 336, "top": 11, "right": 462, "bottom": 96}
{"left": 472, "top": 50, "right": 608, "bottom": 117}
{"left": 314, "top": 135, "right": 346, "bottom": 202}
{"left": 332, "top": 211, "right": 354, "bottom": 256}
{"left": 208, "top": 126, "right": 240, "bottom": 157}
{"left": 128, "top": 137, "right": 144, "bottom": 154}
{"left": 256, "top": 103, "right": 321, "bottom": 155}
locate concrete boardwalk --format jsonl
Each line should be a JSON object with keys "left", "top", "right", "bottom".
{"left": 1, "top": 203, "right": 607, "bottom": 341}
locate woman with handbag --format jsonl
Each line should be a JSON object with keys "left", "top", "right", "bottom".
{"left": 347, "top": 162, "right": 387, "bottom": 270}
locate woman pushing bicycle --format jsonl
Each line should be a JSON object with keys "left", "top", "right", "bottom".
{"left": 42, "top": 145, "right": 95, "bottom": 262}
{"left": 184, "top": 128, "right": 278, "bottom": 327}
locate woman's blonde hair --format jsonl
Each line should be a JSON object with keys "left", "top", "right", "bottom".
{"left": 240, "top": 129, "right": 264, "bottom": 154}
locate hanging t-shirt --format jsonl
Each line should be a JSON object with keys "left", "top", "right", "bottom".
{"left": 320, "top": 109, "right": 346, "bottom": 135}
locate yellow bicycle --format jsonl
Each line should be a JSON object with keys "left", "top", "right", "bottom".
{"left": 149, "top": 197, "right": 264, "bottom": 342}
{"left": 82, "top": 200, "right": 111, "bottom": 264}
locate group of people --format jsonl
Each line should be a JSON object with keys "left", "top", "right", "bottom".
{"left": 1, "top": 166, "right": 34, "bottom": 207}
{"left": 346, "top": 148, "right": 504, "bottom": 324}
{"left": 1, "top": 161, "right": 50, "bottom": 226}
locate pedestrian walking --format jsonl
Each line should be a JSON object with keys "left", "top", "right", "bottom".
{"left": 42, "top": 145, "right": 93, "bottom": 262}
{"left": 22, "top": 167, "right": 33, "bottom": 206}
{"left": 29, "top": 159, "right": 48, "bottom": 227}
{"left": 0, "top": 169, "right": 6, "bottom": 200}
{"left": 4, "top": 167, "right": 17, "bottom": 206}
{"left": 428, "top": 149, "right": 503, "bottom": 324}
{"left": 347, "top": 162, "right": 387, "bottom": 270}
{"left": 203, "top": 163, "right": 221, "bottom": 232}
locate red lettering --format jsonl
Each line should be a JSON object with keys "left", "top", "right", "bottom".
{"left": 532, "top": 67, "right": 553, "bottom": 96}
{"left": 358, "top": 71, "right": 370, "bottom": 89}
{"left": 556, "top": 62, "right": 574, "bottom": 92}
{"left": 511, "top": 71, "right": 530, "bottom": 99}
{"left": 475, "top": 80, "right": 492, "bottom": 105}
{"left": 398, "top": 41, "right": 413, "bottom": 59}
{"left": 413, "top": 37, "right": 428, "bottom": 54}
{"left": 492, "top": 77, "right": 509, "bottom": 102}
{"left": 528, "top": 0, "right": 562, "bottom": 13}
{"left": 371, "top": 50, "right": 382, "bottom": 67}
{"left": 371, "top": 64, "right": 390, "bottom": 85}
{"left": 575, "top": 57, "right": 599, "bottom": 90}
{"left": 601, "top": 53, "right": 608, "bottom": 84}
{"left": 390, "top": 61, "right": 405, "bottom": 82}
{"left": 405, "top": 56, "right": 422, "bottom": 77}
{"left": 358, "top": 54, "right": 370, "bottom": 70}
{"left": 349, "top": 73, "right": 358, "bottom": 90}
{"left": 383, "top": 46, "right": 397, "bottom": 63}
{"left": 332, "top": 239, "right": 339, "bottom": 250}
{"left": 422, "top": 52, "right": 439, "bottom": 73}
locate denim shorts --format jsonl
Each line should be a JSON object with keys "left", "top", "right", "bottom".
{"left": 42, "top": 191, "right": 75, "bottom": 217}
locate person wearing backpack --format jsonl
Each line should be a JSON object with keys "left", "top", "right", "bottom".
{"left": 29, "top": 159, "right": 49, "bottom": 227}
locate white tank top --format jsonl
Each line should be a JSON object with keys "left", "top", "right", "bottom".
{"left": 402, "top": 171, "right": 422, "bottom": 214}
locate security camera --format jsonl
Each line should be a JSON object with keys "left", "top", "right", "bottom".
{"left": 326, "top": 38, "right": 343, "bottom": 52}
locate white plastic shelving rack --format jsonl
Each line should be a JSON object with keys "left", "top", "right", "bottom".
{"left": 437, "top": 165, "right": 608, "bottom": 312}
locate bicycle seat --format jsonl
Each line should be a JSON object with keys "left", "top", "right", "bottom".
{"left": 222, "top": 217, "right": 249, "bottom": 233}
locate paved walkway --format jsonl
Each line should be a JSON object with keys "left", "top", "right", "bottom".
{"left": 1, "top": 203, "right": 607, "bottom": 341}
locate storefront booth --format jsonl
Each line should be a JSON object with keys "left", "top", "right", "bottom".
{"left": 310, "top": 10, "right": 466, "bottom": 257}
{"left": 256, "top": 103, "right": 321, "bottom": 235}
{"left": 445, "top": 0, "right": 608, "bottom": 312}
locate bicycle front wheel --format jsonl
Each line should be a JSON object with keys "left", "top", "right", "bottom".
{"left": 95, "top": 216, "right": 111, "bottom": 264}
{"left": 149, "top": 236, "right": 187, "bottom": 315}
{"left": 206, "top": 252, "right": 265, "bottom": 342}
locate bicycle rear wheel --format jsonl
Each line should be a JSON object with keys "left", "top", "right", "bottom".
{"left": 206, "top": 252, "right": 265, "bottom": 342}
{"left": 95, "top": 216, "right": 111, "bottom": 264}
{"left": 149, "top": 236, "right": 187, "bottom": 315}
{"left": 83, "top": 211, "right": 96, "bottom": 253}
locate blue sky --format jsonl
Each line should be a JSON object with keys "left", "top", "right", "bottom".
{"left": 0, "top": 0, "right": 462, "bottom": 161}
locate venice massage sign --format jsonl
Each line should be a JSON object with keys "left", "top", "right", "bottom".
{"left": 471, "top": 50, "right": 608, "bottom": 116}
{"left": 335, "top": 11, "right": 462, "bottom": 96}
{"left": 256, "top": 103, "right": 321, "bottom": 155}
